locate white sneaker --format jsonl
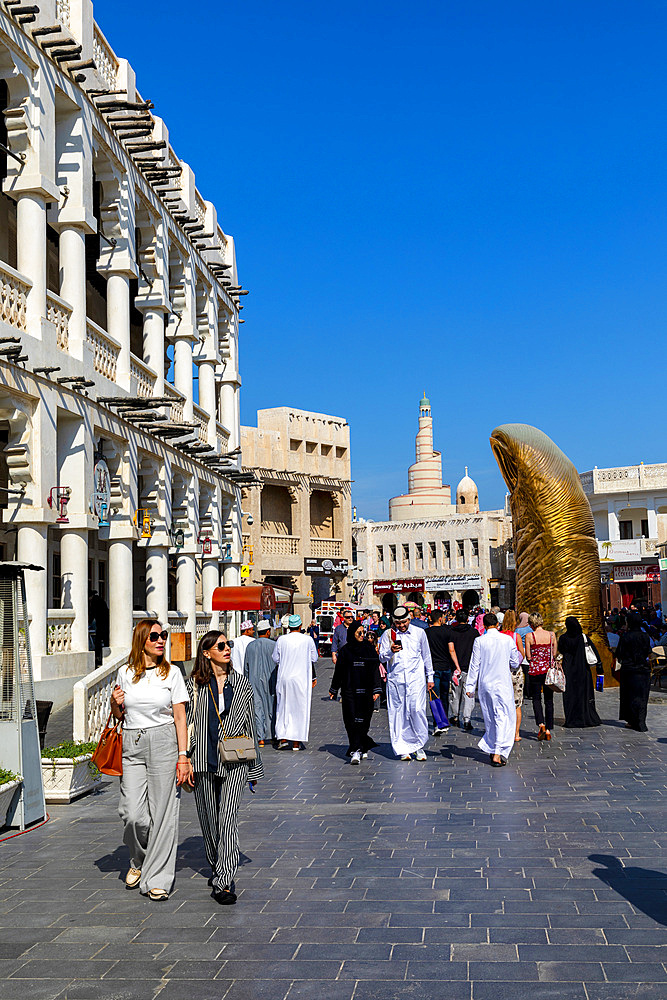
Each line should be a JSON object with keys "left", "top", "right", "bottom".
{"left": 399, "top": 754, "right": 412, "bottom": 761}
{"left": 361, "top": 752, "right": 368, "bottom": 759}
{"left": 350, "top": 751, "right": 361, "bottom": 765}
{"left": 414, "top": 749, "right": 427, "bottom": 761}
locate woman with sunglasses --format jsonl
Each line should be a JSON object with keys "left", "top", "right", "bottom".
{"left": 110, "top": 620, "right": 191, "bottom": 901}
{"left": 186, "top": 630, "right": 263, "bottom": 905}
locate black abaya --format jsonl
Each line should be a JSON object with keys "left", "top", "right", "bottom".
{"left": 615, "top": 629, "right": 651, "bottom": 732}
{"left": 330, "top": 636, "right": 382, "bottom": 754}
{"left": 558, "top": 632, "right": 601, "bottom": 728}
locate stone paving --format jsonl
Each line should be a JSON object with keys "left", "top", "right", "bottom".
{"left": 1, "top": 660, "right": 666, "bottom": 1000}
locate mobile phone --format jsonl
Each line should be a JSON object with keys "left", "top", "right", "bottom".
{"left": 391, "top": 628, "right": 402, "bottom": 650}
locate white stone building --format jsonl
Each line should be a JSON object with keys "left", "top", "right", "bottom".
{"left": 0, "top": 2, "right": 245, "bottom": 708}
{"left": 241, "top": 407, "right": 352, "bottom": 613}
{"left": 353, "top": 395, "right": 513, "bottom": 612}
{"left": 579, "top": 463, "right": 667, "bottom": 609}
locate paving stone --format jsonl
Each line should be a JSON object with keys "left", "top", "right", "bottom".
{"left": 0, "top": 672, "right": 665, "bottom": 998}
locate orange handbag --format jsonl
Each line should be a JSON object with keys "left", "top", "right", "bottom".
{"left": 91, "top": 712, "right": 123, "bottom": 776}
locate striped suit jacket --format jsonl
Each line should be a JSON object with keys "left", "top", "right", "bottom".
{"left": 186, "top": 670, "right": 264, "bottom": 782}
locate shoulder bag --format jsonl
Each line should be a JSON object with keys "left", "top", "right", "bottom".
{"left": 91, "top": 711, "right": 123, "bottom": 776}
{"left": 545, "top": 656, "right": 566, "bottom": 693}
{"left": 208, "top": 683, "right": 257, "bottom": 764}
{"left": 583, "top": 635, "right": 599, "bottom": 667}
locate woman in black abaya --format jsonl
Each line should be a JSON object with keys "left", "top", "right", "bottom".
{"left": 329, "top": 620, "right": 382, "bottom": 762}
{"left": 614, "top": 613, "right": 651, "bottom": 732}
{"left": 558, "top": 616, "right": 601, "bottom": 728}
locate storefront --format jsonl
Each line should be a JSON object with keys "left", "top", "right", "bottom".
{"left": 425, "top": 575, "right": 483, "bottom": 610}
{"left": 372, "top": 579, "right": 425, "bottom": 614}
{"left": 602, "top": 564, "right": 660, "bottom": 610}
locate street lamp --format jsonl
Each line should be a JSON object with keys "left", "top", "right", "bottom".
{"left": 47, "top": 487, "right": 71, "bottom": 523}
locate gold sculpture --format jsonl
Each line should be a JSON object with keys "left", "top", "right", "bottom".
{"left": 490, "top": 423, "right": 612, "bottom": 678}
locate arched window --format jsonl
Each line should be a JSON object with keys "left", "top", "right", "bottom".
{"left": 460, "top": 496, "right": 465, "bottom": 505}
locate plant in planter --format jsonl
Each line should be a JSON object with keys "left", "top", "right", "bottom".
{"left": 41, "top": 740, "right": 101, "bottom": 804}
{"left": 0, "top": 767, "right": 23, "bottom": 827}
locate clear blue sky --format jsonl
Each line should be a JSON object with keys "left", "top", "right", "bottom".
{"left": 99, "top": 1, "right": 667, "bottom": 519}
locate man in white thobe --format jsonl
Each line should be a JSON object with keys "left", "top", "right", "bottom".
{"left": 272, "top": 614, "right": 318, "bottom": 749}
{"left": 231, "top": 619, "right": 255, "bottom": 674}
{"left": 466, "top": 612, "right": 523, "bottom": 765}
{"left": 378, "top": 606, "right": 434, "bottom": 761}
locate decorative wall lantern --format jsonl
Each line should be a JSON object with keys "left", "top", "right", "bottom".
{"left": 169, "top": 527, "right": 185, "bottom": 549}
{"left": 133, "top": 508, "right": 154, "bottom": 538}
{"left": 221, "top": 542, "right": 232, "bottom": 562}
{"left": 90, "top": 458, "right": 111, "bottom": 527}
{"left": 47, "top": 487, "right": 71, "bottom": 523}
{"left": 198, "top": 532, "right": 213, "bottom": 556}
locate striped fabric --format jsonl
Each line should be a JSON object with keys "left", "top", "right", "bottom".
{"left": 185, "top": 671, "right": 264, "bottom": 782}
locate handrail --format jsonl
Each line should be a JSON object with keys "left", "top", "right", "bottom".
{"left": 73, "top": 648, "right": 129, "bottom": 742}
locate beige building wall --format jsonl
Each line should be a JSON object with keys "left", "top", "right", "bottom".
{"left": 241, "top": 408, "right": 352, "bottom": 611}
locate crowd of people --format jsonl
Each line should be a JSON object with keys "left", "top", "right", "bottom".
{"left": 105, "top": 597, "right": 655, "bottom": 906}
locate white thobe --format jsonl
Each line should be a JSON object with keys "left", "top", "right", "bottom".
{"left": 272, "top": 632, "right": 318, "bottom": 742}
{"left": 466, "top": 629, "right": 522, "bottom": 758}
{"left": 379, "top": 625, "right": 434, "bottom": 756}
{"left": 231, "top": 634, "right": 254, "bottom": 674}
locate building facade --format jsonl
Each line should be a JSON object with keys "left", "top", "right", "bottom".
{"left": 241, "top": 408, "right": 352, "bottom": 612}
{"left": 580, "top": 463, "right": 667, "bottom": 609}
{"left": 353, "top": 395, "right": 513, "bottom": 612}
{"left": 0, "top": 1, "right": 244, "bottom": 706}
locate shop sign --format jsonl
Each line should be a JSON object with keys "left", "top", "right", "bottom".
{"left": 372, "top": 578, "right": 424, "bottom": 595}
{"left": 90, "top": 459, "right": 111, "bottom": 526}
{"left": 240, "top": 564, "right": 250, "bottom": 578}
{"left": 660, "top": 558, "right": 667, "bottom": 572}
{"left": 612, "top": 563, "right": 659, "bottom": 583}
{"left": 598, "top": 539, "right": 641, "bottom": 562}
{"left": 304, "top": 557, "right": 349, "bottom": 577}
{"left": 425, "top": 575, "right": 482, "bottom": 592}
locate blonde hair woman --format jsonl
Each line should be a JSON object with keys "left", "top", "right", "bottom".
{"left": 110, "top": 619, "right": 192, "bottom": 900}
{"left": 524, "top": 613, "right": 557, "bottom": 741}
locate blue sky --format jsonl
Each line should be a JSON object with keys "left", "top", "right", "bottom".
{"left": 98, "top": 1, "right": 667, "bottom": 519}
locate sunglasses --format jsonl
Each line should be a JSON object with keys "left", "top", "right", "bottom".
{"left": 147, "top": 630, "right": 168, "bottom": 643}
{"left": 214, "top": 640, "right": 233, "bottom": 650}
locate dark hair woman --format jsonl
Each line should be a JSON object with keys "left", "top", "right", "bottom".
{"left": 329, "top": 620, "right": 382, "bottom": 764}
{"left": 613, "top": 613, "right": 652, "bottom": 732}
{"left": 110, "top": 619, "right": 191, "bottom": 901}
{"left": 558, "top": 616, "right": 601, "bottom": 728}
{"left": 186, "top": 630, "right": 263, "bottom": 904}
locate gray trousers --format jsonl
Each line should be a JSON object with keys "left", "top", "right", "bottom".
{"left": 193, "top": 767, "right": 247, "bottom": 890}
{"left": 118, "top": 723, "right": 179, "bottom": 894}
{"left": 449, "top": 674, "right": 474, "bottom": 723}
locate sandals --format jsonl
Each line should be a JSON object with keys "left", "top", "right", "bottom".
{"left": 148, "top": 888, "right": 169, "bottom": 901}
{"left": 537, "top": 725, "right": 547, "bottom": 741}
{"left": 125, "top": 867, "right": 141, "bottom": 890}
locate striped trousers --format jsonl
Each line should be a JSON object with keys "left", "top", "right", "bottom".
{"left": 193, "top": 767, "right": 247, "bottom": 890}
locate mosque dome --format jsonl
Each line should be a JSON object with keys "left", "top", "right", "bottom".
{"left": 456, "top": 467, "right": 479, "bottom": 513}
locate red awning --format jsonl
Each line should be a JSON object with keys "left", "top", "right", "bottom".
{"left": 212, "top": 585, "right": 276, "bottom": 612}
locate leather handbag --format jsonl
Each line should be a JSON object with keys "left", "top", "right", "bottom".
{"left": 209, "top": 684, "right": 257, "bottom": 764}
{"left": 545, "top": 662, "right": 566, "bottom": 693}
{"left": 91, "top": 712, "right": 123, "bottom": 776}
{"left": 583, "top": 636, "right": 599, "bottom": 667}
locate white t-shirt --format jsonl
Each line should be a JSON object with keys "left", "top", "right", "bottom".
{"left": 116, "top": 663, "right": 189, "bottom": 729}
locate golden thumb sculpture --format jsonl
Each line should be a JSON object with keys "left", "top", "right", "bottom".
{"left": 490, "top": 423, "right": 613, "bottom": 679}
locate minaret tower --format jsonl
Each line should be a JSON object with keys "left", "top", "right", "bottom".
{"left": 389, "top": 393, "right": 454, "bottom": 521}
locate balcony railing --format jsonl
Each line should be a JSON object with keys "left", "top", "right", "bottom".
{"left": 193, "top": 402, "right": 209, "bottom": 444}
{"left": 86, "top": 319, "right": 120, "bottom": 382}
{"left": 196, "top": 613, "right": 212, "bottom": 640}
{"left": 216, "top": 420, "right": 230, "bottom": 453}
{"left": 0, "top": 261, "right": 30, "bottom": 332}
{"left": 164, "top": 383, "right": 185, "bottom": 423}
{"left": 47, "top": 610, "right": 75, "bottom": 654}
{"left": 130, "top": 353, "right": 157, "bottom": 398}
{"left": 47, "top": 290, "right": 72, "bottom": 353}
{"left": 55, "top": 0, "right": 71, "bottom": 28}
{"left": 93, "top": 22, "right": 119, "bottom": 90}
{"left": 168, "top": 612, "right": 188, "bottom": 634}
{"left": 261, "top": 533, "right": 300, "bottom": 556}
{"left": 310, "top": 537, "right": 343, "bottom": 558}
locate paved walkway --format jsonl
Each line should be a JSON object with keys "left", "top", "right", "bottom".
{"left": 1, "top": 660, "right": 666, "bottom": 1000}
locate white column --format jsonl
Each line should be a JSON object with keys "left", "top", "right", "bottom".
{"left": 108, "top": 537, "right": 134, "bottom": 648}
{"left": 60, "top": 529, "right": 89, "bottom": 652}
{"left": 142, "top": 309, "right": 165, "bottom": 395}
{"left": 16, "top": 193, "right": 47, "bottom": 337}
{"left": 59, "top": 226, "right": 87, "bottom": 359}
{"left": 199, "top": 360, "right": 217, "bottom": 446}
{"left": 202, "top": 557, "right": 220, "bottom": 629}
{"left": 223, "top": 562, "right": 240, "bottom": 638}
{"left": 174, "top": 337, "right": 194, "bottom": 423}
{"left": 18, "top": 524, "right": 48, "bottom": 661}
{"left": 176, "top": 551, "right": 197, "bottom": 643}
{"left": 607, "top": 505, "right": 620, "bottom": 541}
{"left": 145, "top": 546, "right": 169, "bottom": 624}
{"left": 647, "top": 503, "right": 658, "bottom": 539}
{"left": 107, "top": 272, "right": 131, "bottom": 390}
{"left": 219, "top": 381, "right": 236, "bottom": 447}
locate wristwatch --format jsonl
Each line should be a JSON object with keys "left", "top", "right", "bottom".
{"left": 177, "top": 752, "right": 189, "bottom": 759}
